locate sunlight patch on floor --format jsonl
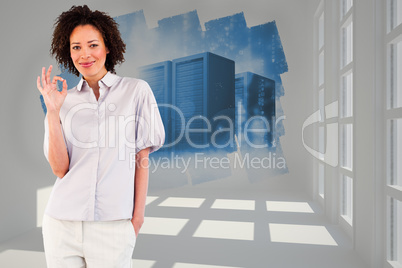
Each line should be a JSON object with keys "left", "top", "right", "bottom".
{"left": 140, "top": 217, "right": 189, "bottom": 236}
{"left": 211, "top": 199, "right": 255, "bottom": 211}
{"left": 158, "top": 197, "right": 206, "bottom": 208}
{"left": 173, "top": 262, "right": 243, "bottom": 268}
{"left": 131, "top": 259, "right": 156, "bottom": 267}
{"left": 0, "top": 250, "right": 47, "bottom": 268}
{"left": 266, "top": 201, "right": 314, "bottom": 213}
{"left": 146, "top": 196, "right": 159, "bottom": 205}
{"left": 269, "top": 223, "right": 338, "bottom": 246}
{"left": 193, "top": 220, "right": 254, "bottom": 241}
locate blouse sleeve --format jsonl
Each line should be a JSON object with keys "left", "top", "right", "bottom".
{"left": 134, "top": 81, "right": 165, "bottom": 154}
{"left": 43, "top": 114, "right": 69, "bottom": 162}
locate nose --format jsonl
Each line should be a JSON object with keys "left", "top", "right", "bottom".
{"left": 80, "top": 48, "right": 90, "bottom": 59}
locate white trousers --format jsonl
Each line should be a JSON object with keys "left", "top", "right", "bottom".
{"left": 42, "top": 214, "right": 136, "bottom": 268}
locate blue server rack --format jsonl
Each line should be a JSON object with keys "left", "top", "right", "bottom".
{"left": 137, "top": 61, "right": 173, "bottom": 154}
{"left": 235, "top": 72, "right": 276, "bottom": 149}
{"left": 172, "top": 52, "right": 235, "bottom": 153}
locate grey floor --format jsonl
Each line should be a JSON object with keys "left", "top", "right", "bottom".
{"left": 0, "top": 174, "right": 368, "bottom": 268}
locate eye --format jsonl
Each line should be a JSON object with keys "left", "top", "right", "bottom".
{"left": 72, "top": 46, "right": 80, "bottom": 50}
{"left": 90, "top": 44, "right": 99, "bottom": 48}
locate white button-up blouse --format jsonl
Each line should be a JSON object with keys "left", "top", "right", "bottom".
{"left": 43, "top": 72, "right": 165, "bottom": 221}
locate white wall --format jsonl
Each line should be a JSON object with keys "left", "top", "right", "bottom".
{"left": 0, "top": 0, "right": 318, "bottom": 243}
{"left": 354, "top": 0, "right": 384, "bottom": 266}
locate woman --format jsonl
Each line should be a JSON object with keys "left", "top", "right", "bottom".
{"left": 36, "top": 5, "right": 165, "bottom": 267}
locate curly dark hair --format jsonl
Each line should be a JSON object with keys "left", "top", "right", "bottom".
{"left": 50, "top": 5, "right": 126, "bottom": 76}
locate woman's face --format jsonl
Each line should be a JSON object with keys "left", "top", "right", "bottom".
{"left": 70, "top": 24, "right": 109, "bottom": 82}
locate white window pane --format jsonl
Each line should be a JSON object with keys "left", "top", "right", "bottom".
{"left": 319, "top": 126, "right": 325, "bottom": 159}
{"left": 341, "top": 21, "right": 353, "bottom": 68}
{"left": 319, "top": 52, "right": 324, "bottom": 86}
{"left": 341, "top": 175, "right": 353, "bottom": 223}
{"left": 319, "top": 89, "right": 325, "bottom": 121}
{"left": 388, "top": 119, "right": 402, "bottom": 187}
{"left": 389, "top": 40, "right": 402, "bottom": 109}
{"left": 390, "top": 0, "right": 402, "bottom": 31}
{"left": 341, "top": 72, "right": 353, "bottom": 118}
{"left": 318, "top": 163, "right": 325, "bottom": 197}
{"left": 319, "top": 13, "right": 324, "bottom": 50}
{"left": 341, "top": 124, "right": 353, "bottom": 170}
{"left": 387, "top": 197, "right": 402, "bottom": 264}
{"left": 341, "top": 0, "right": 353, "bottom": 19}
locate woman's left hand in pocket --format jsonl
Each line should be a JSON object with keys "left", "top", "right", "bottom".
{"left": 131, "top": 217, "right": 144, "bottom": 237}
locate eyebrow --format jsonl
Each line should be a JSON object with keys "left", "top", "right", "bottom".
{"left": 71, "top": 40, "right": 99, "bottom": 45}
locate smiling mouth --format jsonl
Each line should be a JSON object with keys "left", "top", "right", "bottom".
{"left": 80, "top": 61, "right": 95, "bottom": 68}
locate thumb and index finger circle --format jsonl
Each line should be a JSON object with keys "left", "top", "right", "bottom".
{"left": 52, "top": 76, "right": 69, "bottom": 91}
